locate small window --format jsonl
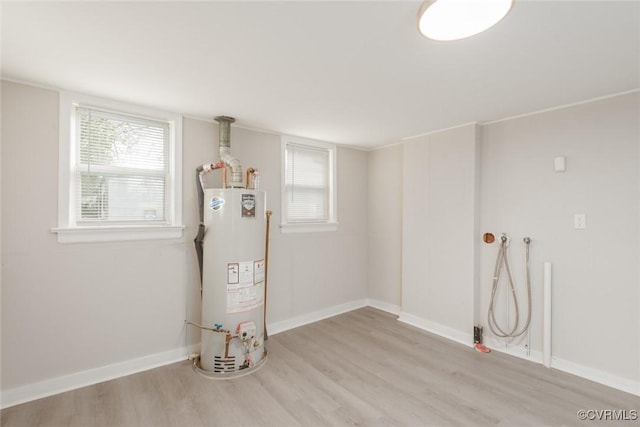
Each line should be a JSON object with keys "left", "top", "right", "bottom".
{"left": 281, "top": 136, "right": 337, "bottom": 233}
{"left": 54, "top": 92, "right": 183, "bottom": 243}
{"left": 76, "top": 107, "right": 169, "bottom": 224}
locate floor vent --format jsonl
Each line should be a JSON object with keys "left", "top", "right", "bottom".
{"left": 213, "top": 356, "right": 236, "bottom": 373}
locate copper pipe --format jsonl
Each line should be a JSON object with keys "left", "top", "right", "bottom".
{"left": 222, "top": 165, "right": 228, "bottom": 188}
{"left": 224, "top": 332, "right": 232, "bottom": 360}
{"left": 185, "top": 321, "right": 230, "bottom": 334}
{"left": 263, "top": 210, "right": 272, "bottom": 340}
{"left": 483, "top": 233, "right": 495, "bottom": 244}
{"left": 246, "top": 167, "right": 256, "bottom": 189}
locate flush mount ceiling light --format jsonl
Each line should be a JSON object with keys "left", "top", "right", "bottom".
{"left": 418, "top": 0, "right": 514, "bottom": 41}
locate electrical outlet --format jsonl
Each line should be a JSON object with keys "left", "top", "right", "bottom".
{"left": 474, "top": 325, "right": 483, "bottom": 344}
{"left": 574, "top": 213, "right": 586, "bottom": 229}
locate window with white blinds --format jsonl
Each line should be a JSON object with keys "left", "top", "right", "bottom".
{"left": 282, "top": 136, "right": 337, "bottom": 232}
{"left": 76, "top": 107, "right": 169, "bottom": 224}
{"left": 55, "top": 91, "right": 183, "bottom": 243}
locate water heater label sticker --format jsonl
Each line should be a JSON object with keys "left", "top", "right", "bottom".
{"left": 227, "top": 263, "right": 239, "bottom": 284}
{"left": 227, "top": 283, "right": 264, "bottom": 314}
{"left": 226, "top": 260, "right": 264, "bottom": 312}
{"left": 209, "top": 196, "right": 225, "bottom": 211}
{"left": 227, "top": 261, "right": 254, "bottom": 286}
{"left": 254, "top": 259, "right": 265, "bottom": 284}
{"left": 238, "top": 261, "right": 254, "bottom": 284}
{"left": 241, "top": 194, "right": 256, "bottom": 218}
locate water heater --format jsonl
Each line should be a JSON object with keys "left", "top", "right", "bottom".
{"left": 198, "top": 188, "right": 267, "bottom": 375}
{"left": 191, "top": 116, "right": 268, "bottom": 378}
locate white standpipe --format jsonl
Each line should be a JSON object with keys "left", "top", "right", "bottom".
{"left": 543, "top": 262, "right": 552, "bottom": 368}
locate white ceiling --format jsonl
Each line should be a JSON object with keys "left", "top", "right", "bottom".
{"left": 2, "top": 1, "right": 639, "bottom": 149}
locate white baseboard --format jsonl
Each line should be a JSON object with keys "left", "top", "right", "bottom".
{"left": 267, "top": 298, "right": 368, "bottom": 336}
{"left": 397, "top": 311, "right": 474, "bottom": 348}
{"left": 481, "top": 334, "right": 638, "bottom": 396}
{"left": 550, "top": 357, "right": 640, "bottom": 397}
{"left": 1, "top": 299, "right": 370, "bottom": 410}
{"left": 415, "top": 320, "right": 639, "bottom": 397}
{"left": 365, "top": 298, "right": 401, "bottom": 316}
{"left": 482, "top": 334, "right": 544, "bottom": 365}
{"left": 4, "top": 302, "right": 637, "bottom": 409}
{"left": 1, "top": 345, "right": 196, "bottom": 409}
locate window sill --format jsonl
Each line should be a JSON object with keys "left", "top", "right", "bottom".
{"left": 280, "top": 222, "right": 338, "bottom": 234}
{"left": 52, "top": 225, "right": 185, "bottom": 244}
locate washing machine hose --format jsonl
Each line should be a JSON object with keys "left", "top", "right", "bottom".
{"left": 487, "top": 236, "right": 532, "bottom": 338}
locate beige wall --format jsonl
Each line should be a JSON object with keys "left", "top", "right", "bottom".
{"left": 1, "top": 81, "right": 368, "bottom": 402}
{"left": 367, "top": 145, "right": 402, "bottom": 310}
{"left": 367, "top": 93, "right": 640, "bottom": 394}
{"left": 400, "top": 124, "right": 479, "bottom": 343}
{"left": 480, "top": 93, "right": 639, "bottom": 385}
{"left": 1, "top": 82, "right": 192, "bottom": 392}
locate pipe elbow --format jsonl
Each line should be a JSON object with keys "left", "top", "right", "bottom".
{"left": 228, "top": 158, "right": 241, "bottom": 172}
{"left": 219, "top": 149, "right": 243, "bottom": 186}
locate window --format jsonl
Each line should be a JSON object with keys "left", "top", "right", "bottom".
{"left": 281, "top": 136, "right": 337, "bottom": 233}
{"left": 54, "top": 92, "right": 183, "bottom": 243}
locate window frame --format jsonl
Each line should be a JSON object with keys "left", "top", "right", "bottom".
{"left": 54, "top": 91, "right": 184, "bottom": 243}
{"left": 280, "top": 135, "right": 338, "bottom": 233}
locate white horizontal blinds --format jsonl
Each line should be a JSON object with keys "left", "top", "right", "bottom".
{"left": 76, "top": 107, "right": 169, "bottom": 224}
{"left": 285, "top": 143, "right": 330, "bottom": 222}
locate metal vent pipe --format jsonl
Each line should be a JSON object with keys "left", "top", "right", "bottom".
{"left": 214, "top": 116, "right": 243, "bottom": 187}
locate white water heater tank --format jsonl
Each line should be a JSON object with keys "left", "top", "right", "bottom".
{"left": 199, "top": 188, "right": 267, "bottom": 375}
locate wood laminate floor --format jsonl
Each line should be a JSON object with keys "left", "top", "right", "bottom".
{"left": 2, "top": 307, "right": 638, "bottom": 426}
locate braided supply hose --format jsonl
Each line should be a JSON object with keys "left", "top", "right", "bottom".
{"left": 487, "top": 235, "right": 532, "bottom": 338}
